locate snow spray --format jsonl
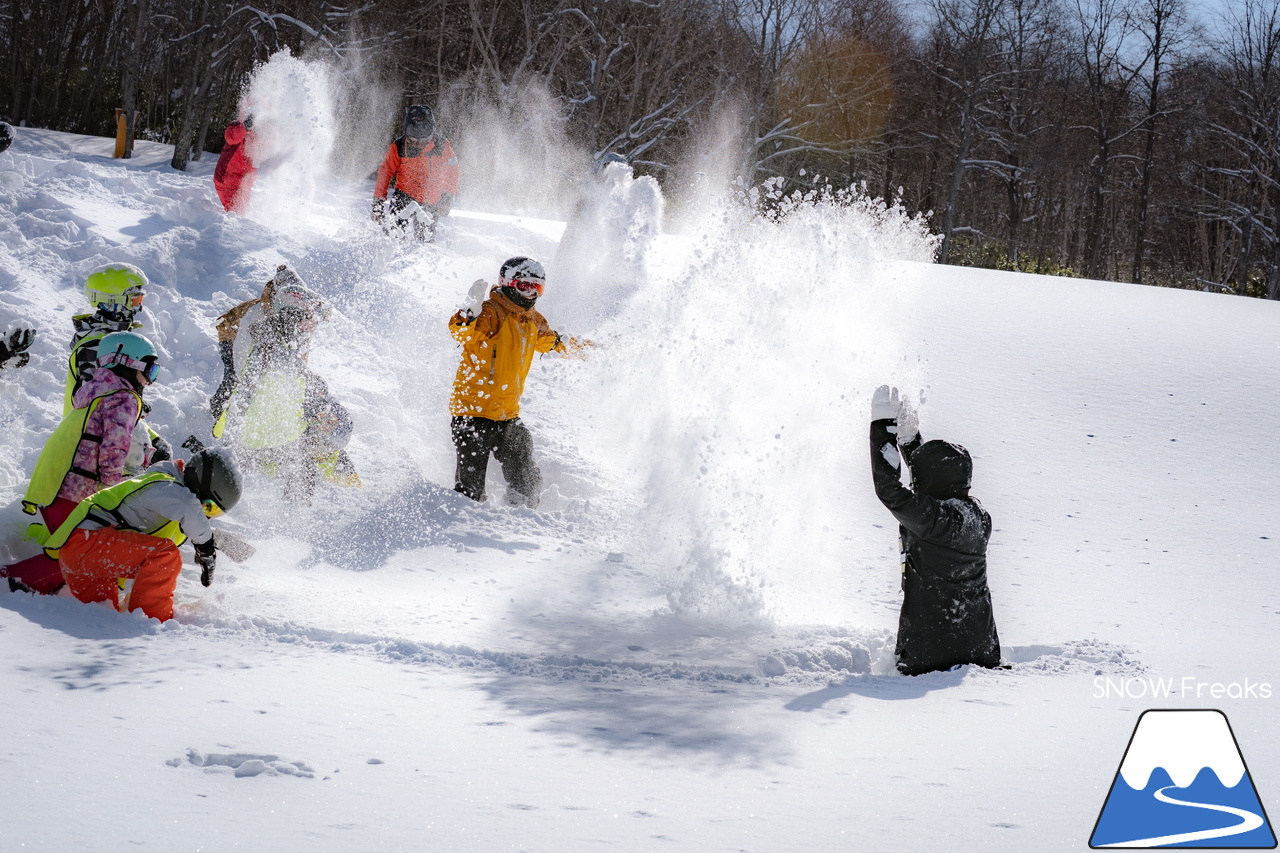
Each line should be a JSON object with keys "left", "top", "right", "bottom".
{"left": 240, "top": 52, "right": 338, "bottom": 226}
{"left": 570, "top": 178, "right": 938, "bottom": 627}
{"left": 439, "top": 79, "right": 587, "bottom": 220}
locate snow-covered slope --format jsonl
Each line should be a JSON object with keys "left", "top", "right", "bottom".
{"left": 1, "top": 104, "right": 1277, "bottom": 851}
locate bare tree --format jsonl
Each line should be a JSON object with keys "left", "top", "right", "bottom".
{"left": 1204, "top": 0, "right": 1280, "bottom": 297}
{"left": 1129, "top": 0, "right": 1189, "bottom": 282}
{"left": 920, "top": 0, "right": 1017, "bottom": 263}
{"left": 1071, "top": 0, "right": 1151, "bottom": 279}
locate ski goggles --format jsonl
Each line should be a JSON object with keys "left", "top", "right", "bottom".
{"left": 201, "top": 499, "right": 224, "bottom": 519}
{"left": 98, "top": 291, "right": 145, "bottom": 313}
{"left": 141, "top": 360, "right": 160, "bottom": 383}
{"left": 504, "top": 277, "right": 545, "bottom": 298}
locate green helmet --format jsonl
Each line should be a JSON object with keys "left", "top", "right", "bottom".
{"left": 96, "top": 331, "right": 158, "bottom": 372}
{"left": 84, "top": 263, "right": 149, "bottom": 315}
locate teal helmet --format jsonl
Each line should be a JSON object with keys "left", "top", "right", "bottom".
{"left": 84, "top": 263, "right": 148, "bottom": 317}
{"left": 96, "top": 331, "right": 159, "bottom": 378}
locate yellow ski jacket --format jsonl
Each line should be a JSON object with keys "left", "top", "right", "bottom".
{"left": 448, "top": 287, "right": 564, "bottom": 421}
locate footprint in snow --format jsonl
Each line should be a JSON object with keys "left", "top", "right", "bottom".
{"left": 168, "top": 748, "right": 315, "bottom": 778}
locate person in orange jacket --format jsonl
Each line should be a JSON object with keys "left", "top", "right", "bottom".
{"left": 214, "top": 114, "right": 257, "bottom": 213}
{"left": 448, "top": 257, "right": 587, "bottom": 508}
{"left": 372, "top": 104, "right": 459, "bottom": 240}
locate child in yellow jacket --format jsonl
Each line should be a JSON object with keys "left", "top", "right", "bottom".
{"left": 448, "top": 257, "right": 582, "bottom": 508}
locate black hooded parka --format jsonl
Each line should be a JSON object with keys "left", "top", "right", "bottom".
{"left": 870, "top": 418, "right": 1001, "bottom": 676}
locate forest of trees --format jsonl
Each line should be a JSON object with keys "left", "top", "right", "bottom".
{"left": 3, "top": 0, "right": 1279, "bottom": 298}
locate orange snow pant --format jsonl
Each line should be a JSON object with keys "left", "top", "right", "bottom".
{"left": 58, "top": 527, "right": 183, "bottom": 622}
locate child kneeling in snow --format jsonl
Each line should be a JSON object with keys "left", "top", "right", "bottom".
{"left": 448, "top": 257, "right": 586, "bottom": 508}
{"left": 869, "top": 386, "right": 1001, "bottom": 676}
{"left": 5, "top": 332, "right": 163, "bottom": 595}
{"left": 43, "top": 449, "right": 243, "bottom": 622}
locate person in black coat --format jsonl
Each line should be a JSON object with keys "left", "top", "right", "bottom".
{"left": 870, "top": 386, "right": 1001, "bottom": 676}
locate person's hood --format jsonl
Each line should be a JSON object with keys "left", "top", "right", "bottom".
{"left": 910, "top": 439, "right": 972, "bottom": 499}
{"left": 72, "top": 364, "right": 138, "bottom": 409}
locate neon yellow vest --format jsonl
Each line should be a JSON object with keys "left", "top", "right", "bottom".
{"left": 214, "top": 370, "right": 306, "bottom": 448}
{"left": 43, "top": 471, "right": 186, "bottom": 559}
{"left": 23, "top": 389, "right": 143, "bottom": 515}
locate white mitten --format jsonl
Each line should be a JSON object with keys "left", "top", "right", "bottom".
{"left": 462, "top": 279, "right": 489, "bottom": 317}
{"left": 871, "top": 385, "right": 900, "bottom": 421}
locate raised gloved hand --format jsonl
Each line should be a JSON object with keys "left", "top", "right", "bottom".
{"left": 461, "top": 278, "right": 489, "bottom": 318}
{"left": 242, "top": 114, "right": 254, "bottom": 131}
{"left": 371, "top": 198, "right": 385, "bottom": 223}
{"left": 0, "top": 324, "right": 36, "bottom": 369}
{"left": 871, "top": 385, "right": 900, "bottom": 422}
{"left": 194, "top": 539, "right": 217, "bottom": 587}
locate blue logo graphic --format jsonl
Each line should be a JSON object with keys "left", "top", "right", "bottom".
{"left": 1091, "top": 709, "right": 1276, "bottom": 848}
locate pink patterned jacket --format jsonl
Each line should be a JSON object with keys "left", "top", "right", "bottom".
{"left": 58, "top": 368, "right": 144, "bottom": 504}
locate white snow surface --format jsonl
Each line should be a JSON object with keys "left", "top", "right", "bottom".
{"left": 2, "top": 118, "right": 1279, "bottom": 852}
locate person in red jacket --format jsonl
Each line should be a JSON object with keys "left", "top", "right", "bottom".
{"left": 214, "top": 115, "right": 257, "bottom": 214}
{"left": 372, "top": 104, "right": 460, "bottom": 240}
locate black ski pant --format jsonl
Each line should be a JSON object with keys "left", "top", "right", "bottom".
{"left": 210, "top": 340, "right": 237, "bottom": 421}
{"left": 451, "top": 416, "right": 541, "bottom": 507}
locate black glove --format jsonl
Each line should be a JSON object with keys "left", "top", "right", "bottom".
{"left": 372, "top": 197, "right": 385, "bottom": 223}
{"left": 194, "top": 539, "right": 217, "bottom": 587}
{"left": 242, "top": 114, "right": 254, "bottom": 130}
{"left": 182, "top": 434, "right": 206, "bottom": 454}
{"left": 0, "top": 325, "right": 36, "bottom": 369}
{"left": 150, "top": 432, "right": 173, "bottom": 463}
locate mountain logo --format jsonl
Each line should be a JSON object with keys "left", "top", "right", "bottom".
{"left": 1090, "top": 709, "right": 1276, "bottom": 848}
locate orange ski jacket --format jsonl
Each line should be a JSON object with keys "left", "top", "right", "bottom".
{"left": 374, "top": 137, "right": 460, "bottom": 206}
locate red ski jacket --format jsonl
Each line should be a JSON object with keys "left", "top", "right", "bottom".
{"left": 214, "top": 122, "right": 257, "bottom": 211}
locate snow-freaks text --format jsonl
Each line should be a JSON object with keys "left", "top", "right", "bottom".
{"left": 1093, "top": 677, "right": 1273, "bottom": 700}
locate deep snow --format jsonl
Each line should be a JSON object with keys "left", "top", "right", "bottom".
{"left": 2, "top": 75, "right": 1279, "bottom": 851}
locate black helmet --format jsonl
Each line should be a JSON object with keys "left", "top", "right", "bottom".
{"left": 184, "top": 447, "right": 243, "bottom": 512}
{"left": 909, "top": 440, "right": 972, "bottom": 499}
{"left": 404, "top": 104, "right": 434, "bottom": 139}
{"left": 0, "top": 121, "right": 13, "bottom": 154}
